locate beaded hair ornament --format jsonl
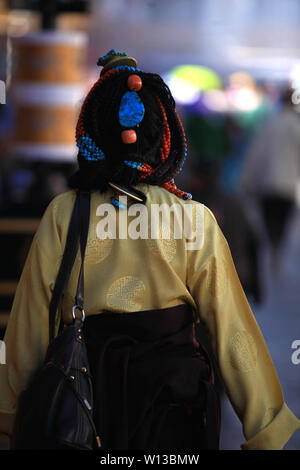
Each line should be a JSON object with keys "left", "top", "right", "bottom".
{"left": 76, "top": 49, "right": 192, "bottom": 204}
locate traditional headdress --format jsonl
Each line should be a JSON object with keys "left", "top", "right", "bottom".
{"left": 74, "top": 49, "right": 192, "bottom": 205}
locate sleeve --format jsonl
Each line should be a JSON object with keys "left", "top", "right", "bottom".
{"left": 186, "top": 205, "right": 300, "bottom": 450}
{"left": 0, "top": 195, "right": 66, "bottom": 437}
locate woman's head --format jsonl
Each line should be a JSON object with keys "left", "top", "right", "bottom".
{"left": 68, "top": 50, "right": 191, "bottom": 200}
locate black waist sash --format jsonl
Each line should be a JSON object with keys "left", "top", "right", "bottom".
{"left": 83, "top": 304, "right": 220, "bottom": 450}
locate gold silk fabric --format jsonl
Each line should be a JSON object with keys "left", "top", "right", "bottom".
{"left": 0, "top": 183, "right": 299, "bottom": 449}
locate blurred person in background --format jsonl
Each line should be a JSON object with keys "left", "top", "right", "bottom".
{"left": 240, "top": 87, "right": 300, "bottom": 275}
{"left": 189, "top": 158, "right": 262, "bottom": 305}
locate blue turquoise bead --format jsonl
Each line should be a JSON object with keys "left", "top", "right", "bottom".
{"left": 111, "top": 197, "right": 127, "bottom": 210}
{"left": 97, "top": 49, "right": 127, "bottom": 66}
{"left": 109, "top": 65, "right": 140, "bottom": 73}
{"left": 124, "top": 160, "right": 142, "bottom": 170}
{"left": 119, "top": 91, "right": 145, "bottom": 127}
{"left": 77, "top": 135, "right": 105, "bottom": 161}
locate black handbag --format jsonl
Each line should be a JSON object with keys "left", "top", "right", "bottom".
{"left": 13, "top": 190, "right": 101, "bottom": 450}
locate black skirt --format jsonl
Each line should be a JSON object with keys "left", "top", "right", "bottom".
{"left": 83, "top": 304, "right": 220, "bottom": 451}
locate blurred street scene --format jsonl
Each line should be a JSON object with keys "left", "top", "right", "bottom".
{"left": 0, "top": 0, "right": 299, "bottom": 450}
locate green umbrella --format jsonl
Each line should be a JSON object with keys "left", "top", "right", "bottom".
{"left": 170, "top": 65, "right": 222, "bottom": 92}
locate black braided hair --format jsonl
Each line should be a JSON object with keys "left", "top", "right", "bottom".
{"left": 68, "top": 68, "right": 187, "bottom": 194}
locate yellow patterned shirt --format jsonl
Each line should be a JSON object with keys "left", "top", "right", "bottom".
{"left": 0, "top": 183, "right": 299, "bottom": 449}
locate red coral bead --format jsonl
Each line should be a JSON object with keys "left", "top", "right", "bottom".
{"left": 121, "top": 129, "right": 137, "bottom": 144}
{"left": 127, "top": 74, "right": 142, "bottom": 91}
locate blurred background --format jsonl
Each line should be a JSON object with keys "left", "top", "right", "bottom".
{"left": 0, "top": 0, "right": 299, "bottom": 450}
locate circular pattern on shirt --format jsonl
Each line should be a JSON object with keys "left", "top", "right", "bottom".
{"left": 229, "top": 330, "right": 257, "bottom": 373}
{"left": 106, "top": 276, "right": 146, "bottom": 312}
{"left": 85, "top": 222, "right": 113, "bottom": 265}
{"left": 54, "top": 221, "right": 113, "bottom": 272}
{"left": 146, "top": 223, "right": 177, "bottom": 263}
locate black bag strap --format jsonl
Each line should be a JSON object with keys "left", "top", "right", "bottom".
{"left": 49, "top": 190, "right": 91, "bottom": 343}
{"left": 74, "top": 190, "right": 91, "bottom": 312}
